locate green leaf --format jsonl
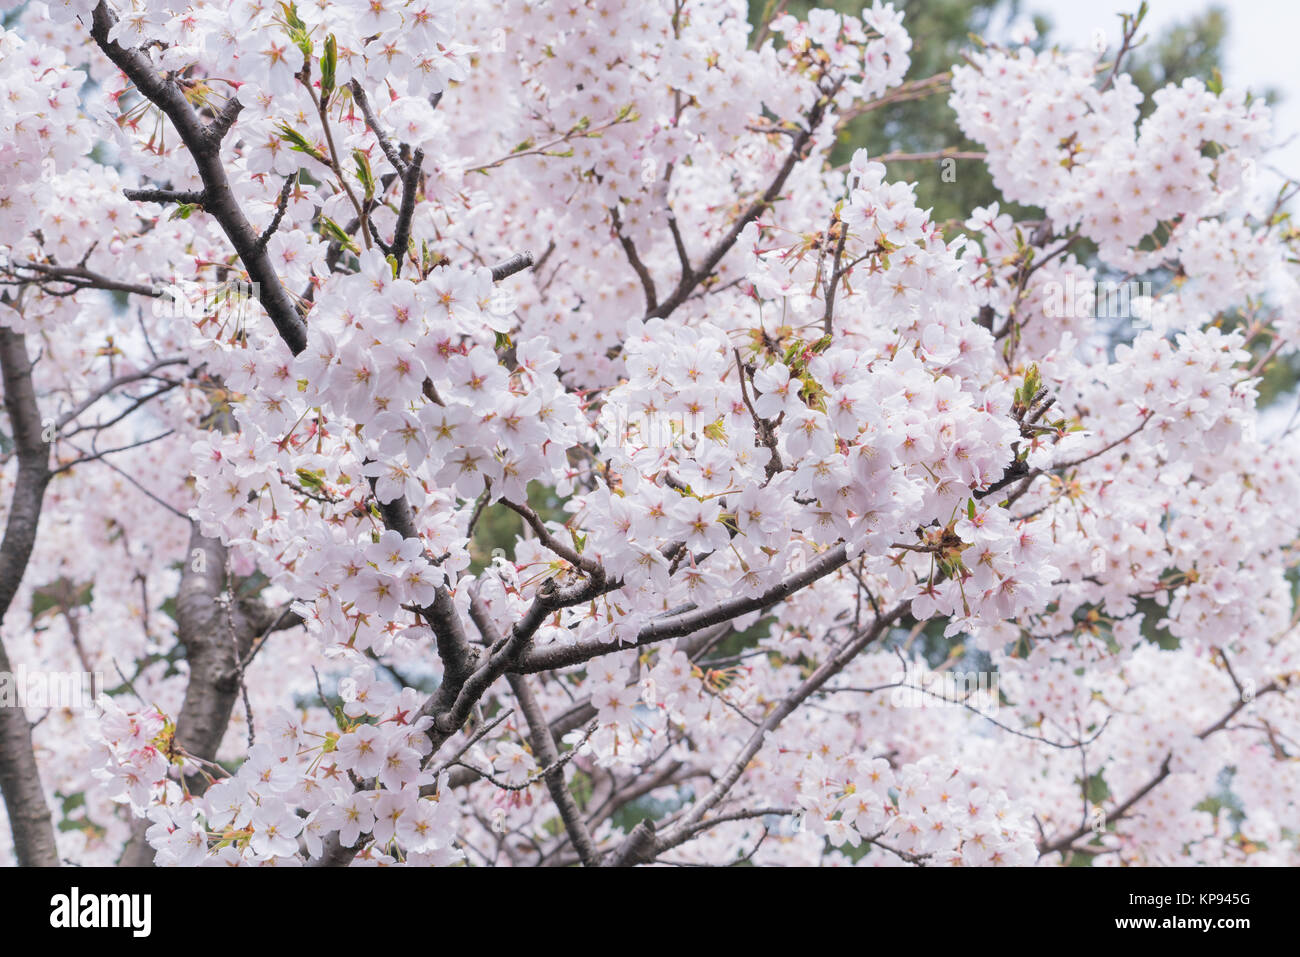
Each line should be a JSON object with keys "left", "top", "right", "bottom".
{"left": 353, "top": 149, "right": 375, "bottom": 200}
{"left": 278, "top": 1, "right": 312, "bottom": 57}
{"left": 279, "top": 1, "right": 307, "bottom": 32}
{"left": 295, "top": 467, "right": 325, "bottom": 489}
{"left": 277, "top": 122, "right": 320, "bottom": 159}
{"left": 1084, "top": 769, "right": 1111, "bottom": 804}
{"left": 318, "top": 215, "right": 358, "bottom": 253}
{"left": 320, "top": 34, "right": 337, "bottom": 98}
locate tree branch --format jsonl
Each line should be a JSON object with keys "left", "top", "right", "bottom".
{"left": 122, "top": 187, "right": 206, "bottom": 206}
{"left": 390, "top": 148, "right": 424, "bottom": 272}
{"left": 507, "top": 673, "right": 601, "bottom": 866}
{"left": 88, "top": 1, "right": 308, "bottom": 355}
{"left": 119, "top": 525, "right": 282, "bottom": 865}
{"left": 611, "top": 207, "right": 658, "bottom": 312}
{"left": 0, "top": 327, "right": 59, "bottom": 867}
{"left": 54, "top": 357, "right": 188, "bottom": 431}
{"left": 4, "top": 260, "right": 158, "bottom": 299}
{"left": 645, "top": 76, "right": 844, "bottom": 320}
{"left": 489, "top": 251, "right": 535, "bottom": 282}
{"left": 1038, "top": 680, "right": 1281, "bottom": 856}
{"left": 512, "top": 544, "right": 851, "bottom": 673}
{"left": 644, "top": 600, "right": 909, "bottom": 860}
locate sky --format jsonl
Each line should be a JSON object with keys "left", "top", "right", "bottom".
{"left": 1027, "top": 0, "right": 1300, "bottom": 199}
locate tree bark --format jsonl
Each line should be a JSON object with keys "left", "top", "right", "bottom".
{"left": 0, "top": 327, "right": 60, "bottom": 866}
{"left": 118, "top": 526, "right": 268, "bottom": 866}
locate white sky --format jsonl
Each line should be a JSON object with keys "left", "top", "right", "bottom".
{"left": 1025, "top": 0, "right": 1300, "bottom": 199}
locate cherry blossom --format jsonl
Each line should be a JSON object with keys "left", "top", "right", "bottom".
{"left": 0, "top": 0, "right": 1295, "bottom": 870}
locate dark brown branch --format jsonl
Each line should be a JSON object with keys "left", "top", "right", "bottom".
{"left": 666, "top": 209, "right": 693, "bottom": 283}
{"left": 513, "top": 544, "right": 851, "bottom": 674}
{"left": 821, "top": 216, "right": 848, "bottom": 334}
{"left": 119, "top": 526, "right": 292, "bottom": 866}
{"left": 489, "top": 251, "right": 535, "bottom": 282}
{"left": 607, "top": 819, "right": 656, "bottom": 867}
{"left": 256, "top": 175, "right": 296, "bottom": 250}
{"left": 349, "top": 80, "right": 408, "bottom": 174}
{"left": 645, "top": 76, "right": 844, "bottom": 321}
{"left": 6, "top": 261, "right": 158, "bottom": 299}
{"left": 122, "top": 187, "right": 206, "bottom": 206}
{"left": 89, "top": 1, "right": 308, "bottom": 355}
{"left": 208, "top": 97, "right": 244, "bottom": 143}
{"left": 507, "top": 673, "right": 601, "bottom": 866}
{"left": 735, "top": 348, "right": 783, "bottom": 479}
{"left": 172, "top": 529, "right": 259, "bottom": 779}
{"left": 0, "top": 328, "right": 59, "bottom": 867}
{"left": 500, "top": 498, "right": 602, "bottom": 578}
{"left": 54, "top": 357, "right": 188, "bottom": 431}
{"left": 370, "top": 491, "right": 476, "bottom": 688}
{"left": 611, "top": 207, "right": 658, "bottom": 311}
{"left": 390, "top": 148, "right": 424, "bottom": 273}
{"left": 653, "top": 806, "right": 794, "bottom": 857}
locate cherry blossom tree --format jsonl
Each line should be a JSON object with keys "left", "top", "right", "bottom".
{"left": 0, "top": 0, "right": 1297, "bottom": 868}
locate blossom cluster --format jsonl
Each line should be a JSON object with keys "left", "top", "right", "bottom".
{"left": 0, "top": 0, "right": 1296, "bottom": 868}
